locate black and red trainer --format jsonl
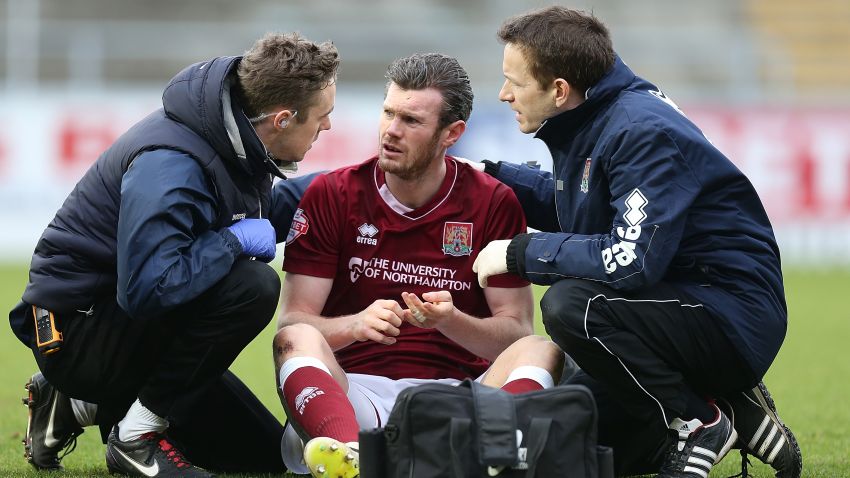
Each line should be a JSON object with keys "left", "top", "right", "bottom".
{"left": 105, "top": 425, "right": 214, "bottom": 477}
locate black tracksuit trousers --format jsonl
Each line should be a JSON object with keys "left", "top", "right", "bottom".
{"left": 29, "top": 259, "right": 286, "bottom": 473}
{"left": 542, "top": 278, "right": 757, "bottom": 475}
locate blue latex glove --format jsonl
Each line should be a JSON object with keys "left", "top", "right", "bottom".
{"left": 226, "top": 218, "right": 276, "bottom": 262}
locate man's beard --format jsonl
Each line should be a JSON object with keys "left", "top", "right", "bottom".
{"left": 378, "top": 131, "right": 441, "bottom": 181}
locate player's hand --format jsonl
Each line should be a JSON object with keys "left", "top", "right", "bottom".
{"left": 452, "top": 156, "right": 486, "bottom": 172}
{"left": 472, "top": 239, "right": 510, "bottom": 288}
{"left": 349, "top": 299, "right": 404, "bottom": 345}
{"left": 401, "top": 291, "right": 455, "bottom": 329}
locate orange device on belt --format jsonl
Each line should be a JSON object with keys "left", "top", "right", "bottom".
{"left": 32, "top": 306, "right": 62, "bottom": 355}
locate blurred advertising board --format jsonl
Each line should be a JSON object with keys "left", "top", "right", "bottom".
{"left": 1, "top": 91, "right": 848, "bottom": 265}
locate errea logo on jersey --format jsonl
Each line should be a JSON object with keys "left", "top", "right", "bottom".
{"left": 356, "top": 223, "right": 379, "bottom": 246}
{"left": 602, "top": 189, "right": 647, "bottom": 274}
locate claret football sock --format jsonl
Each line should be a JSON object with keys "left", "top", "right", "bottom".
{"left": 280, "top": 358, "right": 359, "bottom": 443}
{"left": 501, "top": 378, "right": 543, "bottom": 394}
{"left": 500, "top": 365, "right": 553, "bottom": 394}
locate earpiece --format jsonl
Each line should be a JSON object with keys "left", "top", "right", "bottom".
{"left": 277, "top": 110, "right": 297, "bottom": 128}
{"left": 249, "top": 109, "right": 296, "bottom": 126}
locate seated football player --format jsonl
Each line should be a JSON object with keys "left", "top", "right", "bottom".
{"left": 271, "top": 52, "right": 565, "bottom": 478}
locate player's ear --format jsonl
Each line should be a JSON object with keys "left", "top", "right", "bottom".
{"left": 441, "top": 120, "right": 466, "bottom": 148}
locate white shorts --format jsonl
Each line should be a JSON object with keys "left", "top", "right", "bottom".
{"left": 281, "top": 373, "right": 476, "bottom": 473}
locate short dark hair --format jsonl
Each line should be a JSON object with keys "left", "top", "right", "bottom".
{"left": 498, "top": 7, "right": 615, "bottom": 92}
{"left": 237, "top": 32, "right": 339, "bottom": 123}
{"left": 385, "top": 53, "right": 473, "bottom": 128}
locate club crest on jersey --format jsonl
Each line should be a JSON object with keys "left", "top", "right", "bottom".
{"left": 580, "top": 158, "right": 592, "bottom": 193}
{"left": 285, "top": 208, "right": 309, "bottom": 244}
{"left": 442, "top": 222, "right": 473, "bottom": 256}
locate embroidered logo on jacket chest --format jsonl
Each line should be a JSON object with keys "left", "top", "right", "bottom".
{"left": 443, "top": 222, "right": 473, "bottom": 256}
{"left": 580, "top": 158, "right": 592, "bottom": 193}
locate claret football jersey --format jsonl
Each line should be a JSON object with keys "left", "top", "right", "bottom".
{"left": 283, "top": 156, "right": 528, "bottom": 380}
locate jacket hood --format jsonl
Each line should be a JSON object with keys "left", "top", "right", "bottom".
{"left": 536, "top": 54, "right": 636, "bottom": 142}
{"left": 161, "top": 56, "right": 277, "bottom": 177}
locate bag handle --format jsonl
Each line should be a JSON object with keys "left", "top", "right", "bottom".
{"left": 522, "top": 417, "right": 552, "bottom": 477}
{"left": 466, "top": 379, "right": 518, "bottom": 465}
{"left": 449, "top": 417, "right": 469, "bottom": 478}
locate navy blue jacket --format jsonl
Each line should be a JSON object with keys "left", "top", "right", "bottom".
{"left": 496, "top": 57, "right": 786, "bottom": 377}
{"left": 10, "top": 56, "right": 313, "bottom": 344}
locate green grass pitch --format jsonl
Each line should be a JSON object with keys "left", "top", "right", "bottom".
{"left": 0, "top": 263, "right": 848, "bottom": 477}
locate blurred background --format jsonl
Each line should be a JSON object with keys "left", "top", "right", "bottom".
{"left": 1, "top": 1, "right": 849, "bottom": 475}
{"left": 1, "top": 0, "right": 850, "bottom": 266}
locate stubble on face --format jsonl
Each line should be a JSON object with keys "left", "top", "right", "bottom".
{"left": 378, "top": 126, "right": 443, "bottom": 181}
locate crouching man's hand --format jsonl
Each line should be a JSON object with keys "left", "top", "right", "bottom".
{"left": 472, "top": 239, "right": 510, "bottom": 288}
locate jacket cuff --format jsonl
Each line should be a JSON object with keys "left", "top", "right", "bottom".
{"left": 482, "top": 160, "right": 501, "bottom": 177}
{"left": 220, "top": 229, "right": 244, "bottom": 257}
{"left": 507, "top": 233, "right": 532, "bottom": 277}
